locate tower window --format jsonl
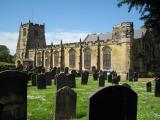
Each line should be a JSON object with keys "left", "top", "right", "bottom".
{"left": 23, "top": 28, "right": 26, "bottom": 36}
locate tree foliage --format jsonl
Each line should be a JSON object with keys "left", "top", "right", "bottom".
{"left": 117, "top": 0, "right": 160, "bottom": 29}
{"left": 0, "top": 45, "right": 15, "bottom": 63}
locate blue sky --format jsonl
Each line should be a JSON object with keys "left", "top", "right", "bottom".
{"left": 0, "top": 0, "right": 144, "bottom": 54}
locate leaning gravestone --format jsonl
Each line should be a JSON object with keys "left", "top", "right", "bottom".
{"left": 31, "top": 73, "right": 37, "bottom": 86}
{"left": 88, "top": 85, "right": 137, "bottom": 120}
{"left": 67, "top": 74, "right": 76, "bottom": 88}
{"left": 57, "top": 73, "right": 70, "bottom": 90}
{"left": 45, "top": 72, "right": 52, "bottom": 85}
{"left": 0, "top": 70, "right": 27, "bottom": 120}
{"left": 81, "top": 71, "right": 89, "bottom": 85}
{"left": 54, "top": 86, "right": 77, "bottom": 120}
{"left": 36, "top": 73, "right": 46, "bottom": 89}
{"left": 155, "top": 78, "right": 160, "bottom": 97}
{"left": 146, "top": 82, "right": 152, "bottom": 92}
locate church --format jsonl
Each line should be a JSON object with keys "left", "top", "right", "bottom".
{"left": 16, "top": 21, "right": 160, "bottom": 79}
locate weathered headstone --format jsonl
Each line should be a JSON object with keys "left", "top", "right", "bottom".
{"left": 71, "top": 70, "right": 77, "bottom": 77}
{"left": 88, "top": 85, "right": 137, "bottom": 120}
{"left": 155, "top": 78, "right": 160, "bottom": 97}
{"left": 122, "top": 83, "right": 131, "bottom": 89}
{"left": 99, "top": 74, "right": 105, "bottom": 87}
{"left": 36, "top": 73, "right": 46, "bottom": 89}
{"left": 81, "top": 71, "right": 89, "bottom": 85}
{"left": 103, "top": 71, "right": 108, "bottom": 80}
{"left": 133, "top": 72, "right": 138, "bottom": 82}
{"left": 64, "top": 67, "right": 69, "bottom": 74}
{"left": 0, "top": 70, "right": 27, "bottom": 120}
{"left": 146, "top": 82, "right": 152, "bottom": 92}
{"left": 51, "top": 67, "right": 57, "bottom": 79}
{"left": 93, "top": 70, "right": 98, "bottom": 80}
{"left": 31, "top": 73, "right": 37, "bottom": 86}
{"left": 57, "top": 73, "right": 70, "bottom": 90}
{"left": 55, "top": 86, "right": 77, "bottom": 120}
{"left": 56, "top": 67, "right": 61, "bottom": 74}
{"left": 108, "top": 74, "right": 112, "bottom": 83}
{"left": 45, "top": 72, "right": 52, "bottom": 85}
{"left": 67, "top": 74, "right": 76, "bottom": 88}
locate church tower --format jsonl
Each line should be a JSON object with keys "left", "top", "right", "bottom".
{"left": 16, "top": 21, "right": 46, "bottom": 65}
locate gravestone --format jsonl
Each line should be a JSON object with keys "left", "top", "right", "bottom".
{"left": 133, "top": 72, "right": 138, "bottom": 82}
{"left": 51, "top": 67, "right": 57, "bottom": 79}
{"left": 155, "top": 78, "right": 160, "bottom": 97}
{"left": 0, "top": 70, "right": 27, "bottom": 120}
{"left": 31, "top": 73, "right": 37, "bottom": 86}
{"left": 64, "top": 67, "right": 69, "bottom": 74}
{"left": 122, "top": 83, "right": 131, "bottom": 89}
{"left": 93, "top": 70, "right": 99, "bottom": 81}
{"left": 103, "top": 71, "right": 108, "bottom": 80}
{"left": 146, "top": 82, "right": 152, "bottom": 92}
{"left": 99, "top": 73, "right": 105, "bottom": 87}
{"left": 56, "top": 67, "right": 61, "bottom": 74}
{"left": 108, "top": 74, "right": 112, "bottom": 83}
{"left": 36, "top": 74, "right": 46, "bottom": 89}
{"left": 55, "top": 86, "right": 77, "bottom": 120}
{"left": 45, "top": 72, "right": 52, "bottom": 85}
{"left": 57, "top": 73, "right": 70, "bottom": 90}
{"left": 88, "top": 85, "right": 137, "bottom": 120}
{"left": 67, "top": 74, "right": 76, "bottom": 88}
{"left": 71, "top": 70, "right": 77, "bottom": 77}
{"left": 54, "top": 74, "right": 59, "bottom": 85}
{"left": 81, "top": 71, "right": 89, "bottom": 85}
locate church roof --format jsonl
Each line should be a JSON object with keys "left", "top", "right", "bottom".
{"left": 83, "top": 29, "right": 147, "bottom": 42}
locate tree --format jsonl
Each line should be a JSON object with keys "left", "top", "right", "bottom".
{"left": 0, "top": 45, "right": 15, "bottom": 63}
{"left": 117, "top": 0, "right": 160, "bottom": 29}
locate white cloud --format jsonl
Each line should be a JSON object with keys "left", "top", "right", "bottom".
{"left": 0, "top": 32, "right": 18, "bottom": 55}
{"left": 0, "top": 31, "right": 89, "bottom": 55}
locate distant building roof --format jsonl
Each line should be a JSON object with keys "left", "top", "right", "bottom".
{"left": 83, "top": 29, "right": 147, "bottom": 42}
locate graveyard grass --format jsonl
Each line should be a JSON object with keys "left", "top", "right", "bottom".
{"left": 27, "top": 77, "right": 160, "bottom": 120}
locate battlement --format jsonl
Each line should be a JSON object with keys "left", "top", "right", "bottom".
{"left": 21, "top": 21, "right": 44, "bottom": 28}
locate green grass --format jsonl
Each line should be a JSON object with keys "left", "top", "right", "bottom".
{"left": 27, "top": 77, "right": 160, "bottom": 120}
{"left": 0, "top": 61, "right": 14, "bottom": 66}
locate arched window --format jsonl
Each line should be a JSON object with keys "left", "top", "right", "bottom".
{"left": 69, "top": 49, "right": 76, "bottom": 68}
{"left": 37, "top": 52, "right": 42, "bottom": 66}
{"left": 54, "top": 51, "right": 59, "bottom": 67}
{"left": 45, "top": 51, "right": 50, "bottom": 68}
{"left": 84, "top": 48, "right": 91, "bottom": 69}
{"left": 23, "top": 28, "right": 26, "bottom": 36}
{"left": 103, "top": 47, "right": 111, "bottom": 70}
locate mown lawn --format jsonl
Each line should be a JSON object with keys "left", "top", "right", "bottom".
{"left": 27, "top": 77, "right": 160, "bottom": 120}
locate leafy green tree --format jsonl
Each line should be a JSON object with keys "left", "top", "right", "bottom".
{"left": 117, "top": 0, "right": 160, "bottom": 29}
{"left": 0, "top": 45, "right": 15, "bottom": 63}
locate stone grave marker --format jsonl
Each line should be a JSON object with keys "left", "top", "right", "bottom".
{"left": 64, "top": 67, "right": 69, "bottom": 74}
{"left": 55, "top": 86, "right": 77, "bottom": 120}
{"left": 146, "top": 82, "right": 152, "bottom": 92}
{"left": 57, "top": 73, "right": 70, "bottom": 90}
{"left": 93, "top": 69, "right": 99, "bottom": 80}
{"left": 67, "top": 73, "right": 76, "bottom": 88}
{"left": 36, "top": 73, "right": 46, "bottom": 89}
{"left": 45, "top": 72, "right": 52, "bottom": 85}
{"left": 51, "top": 67, "right": 57, "bottom": 79}
{"left": 88, "top": 85, "right": 137, "bottom": 120}
{"left": 122, "top": 83, "right": 131, "bottom": 89}
{"left": 103, "top": 71, "right": 108, "bottom": 80}
{"left": 81, "top": 71, "right": 89, "bottom": 85}
{"left": 99, "top": 71, "right": 105, "bottom": 87}
{"left": 71, "top": 70, "right": 77, "bottom": 77}
{"left": 0, "top": 70, "right": 27, "bottom": 120}
{"left": 133, "top": 72, "right": 138, "bottom": 82}
{"left": 155, "top": 78, "right": 160, "bottom": 97}
{"left": 56, "top": 67, "right": 61, "bottom": 74}
{"left": 108, "top": 74, "right": 112, "bottom": 83}
{"left": 31, "top": 73, "right": 37, "bottom": 86}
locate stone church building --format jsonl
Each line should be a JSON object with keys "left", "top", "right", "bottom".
{"left": 16, "top": 21, "right": 160, "bottom": 79}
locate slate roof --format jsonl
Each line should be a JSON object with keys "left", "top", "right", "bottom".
{"left": 83, "top": 29, "right": 146, "bottom": 42}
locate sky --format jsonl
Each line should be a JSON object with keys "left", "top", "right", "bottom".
{"left": 0, "top": 0, "right": 144, "bottom": 55}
